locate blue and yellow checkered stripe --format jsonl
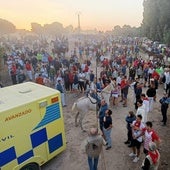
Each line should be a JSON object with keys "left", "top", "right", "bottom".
{"left": 0, "top": 103, "right": 64, "bottom": 168}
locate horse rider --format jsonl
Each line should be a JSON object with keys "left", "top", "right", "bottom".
{"left": 89, "top": 77, "right": 101, "bottom": 107}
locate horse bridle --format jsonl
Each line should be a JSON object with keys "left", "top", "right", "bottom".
{"left": 87, "top": 95, "right": 98, "bottom": 104}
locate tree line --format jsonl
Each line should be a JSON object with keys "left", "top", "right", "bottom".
{"left": 142, "top": 0, "right": 170, "bottom": 45}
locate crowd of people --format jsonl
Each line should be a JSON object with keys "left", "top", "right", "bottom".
{"left": 1, "top": 35, "right": 170, "bottom": 170}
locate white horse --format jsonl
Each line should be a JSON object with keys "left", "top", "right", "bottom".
{"left": 72, "top": 95, "right": 98, "bottom": 131}
{"left": 72, "top": 83, "right": 114, "bottom": 131}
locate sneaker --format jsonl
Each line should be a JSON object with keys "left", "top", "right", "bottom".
{"left": 129, "top": 153, "right": 136, "bottom": 157}
{"left": 106, "top": 146, "right": 111, "bottom": 150}
{"left": 133, "top": 157, "right": 139, "bottom": 163}
{"left": 128, "top": 144, "right": 133, "bottom": 147}
{"left": 161, "top": 123, "right": 166, "bottom": 126}
{"left": 124, "top": 140, "right": 130, "bottom": 144}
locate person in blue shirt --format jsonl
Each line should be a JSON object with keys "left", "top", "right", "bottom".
{"left": 96, "top": 78, "right": 103, "bottom": 92}
{"left": 89, "top": 70, "right": 95, "bottom": 82}
{"left": 97, "top": 99, "right": 108, "bottom": 133}
{"left": 103, "top": 109, "right": 113, "bottom": 150}
{"left": 159, "top": 93, "right": 169, "bottom": 126}
{"left": 89, "top": 78, "right": 101, "bottom": 107}
{"left": 56, "top": 80, "right": 67, "bottom": 107}
{"left": 124, "top": 111, "right": 136, "bottom": 145}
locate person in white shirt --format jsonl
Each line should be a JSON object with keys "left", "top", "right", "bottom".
{"left": 164, "top": 69, "right": 170, "bottom": 96}
{"left": 141, "top": 93, "right": 150, "bottom": 121}
{"left": 112, "top": 68, "right": 118, "bottom": 79}
{"left": 116, "top": 73, "right": 121, "bottom": 86}
{"left": 148, "top": 67, "right": 154, "bottom": 86}
{"left": 78, "top": 70, "right": 86, "bottom": 93}
{"left": 100, "top": 54, "right": 104, "bottom": 63}
{"left": 136, "top": 100, "right": 147, "bottom": 124}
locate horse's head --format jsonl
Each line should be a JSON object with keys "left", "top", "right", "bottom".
{"left": 101, "top": 83, "right": 114, "bottom": 107}
{"left": 102, "top": 83, "right": 115, "bottom": 93}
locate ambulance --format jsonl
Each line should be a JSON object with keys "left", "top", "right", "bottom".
{"left": 0, "top": 82, "right": 66, "bottom": 170}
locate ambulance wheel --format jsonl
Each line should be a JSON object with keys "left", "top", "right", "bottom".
{"left": 20, "top": 163, "right": 41, "bottom": 170}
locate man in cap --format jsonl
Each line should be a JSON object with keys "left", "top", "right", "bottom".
{"left": 84, "top": 127, "right": 106, "bottom": 170}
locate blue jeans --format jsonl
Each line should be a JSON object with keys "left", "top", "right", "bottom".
{"left": 91, "top": 93, "right": 101, "bottom": 104}
{"left": 88, "top": 156, "right": 99, "bottom": 170}
{"left": 103, "top": 128, "right": 112, "bottom": 147}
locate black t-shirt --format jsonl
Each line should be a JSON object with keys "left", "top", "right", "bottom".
{"left": 146, "top": 87, "right": 156, "bottom": 97}
{"left": 103, "top": 116, "right": 112, "bottom": 129}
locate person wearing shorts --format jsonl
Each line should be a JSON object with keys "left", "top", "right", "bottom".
{"left": 129, "top": 115, "right": 145, "bottom": 163}
{"left": 111, "top": 84, "right": 119, "bottom": 106}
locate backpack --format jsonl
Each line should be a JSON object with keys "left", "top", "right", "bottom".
{"left": 85, "top": 139, "right": 102, "bottom": 158}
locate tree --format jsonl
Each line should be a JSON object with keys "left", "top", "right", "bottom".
{"left": 64, "top": 25, "right": 74, "bottom": 33}
{"left": 163, "top": 29, "right": 170, "bottom": 46}
{"left": 112, "top": 25, "right": 140, "bottom": 37}
{"left": 31, "top": 23, "right": 43, "bottom": 35}
{"left": 0, "top": 18, "right": 16, "bottom": 35}
{"left": 142, "top": 0, "right": 170, "bottom": 43}
{"left": 44, "top": 22, "right": 63, "bottom": 36}
{"left": 113, "top": 25, "right": 122, "bottom": 36}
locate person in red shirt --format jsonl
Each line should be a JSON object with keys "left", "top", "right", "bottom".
{"left": 84, "top": 64, "right": 89, "bottom": 73}
{"left": 102, "top": 58, "right": 109, "bottom": 68}
{"left": 10, "top": 63, "right": 17, "bottom": 84}
{"left": 68, "top": 71, "right": 74, "bottom": 92}
{"left": 120, "top": 75, "right": 129, "bottom": 107}
{"left": 72, "top": 64, "right": 78, "bottom": 72}
{"left": 48, "top": 55, "right": 53, "bottom": 64}
{"left": 25, "top": 60, "right": 33, "bottom": 81}
{"left": 151, "top": 70, "right": 160, "bottom": 80}
{"left": 121, "top": 58, "right": 127, "bottom": 66}
{"left": 141, "top": 121, "right": 161, "bottom": 155}
{"left": 35, "top": 74, "right": 44, "bottom": 85}
{"left": 141, "top": 142, "right": 160, "bottom": 170}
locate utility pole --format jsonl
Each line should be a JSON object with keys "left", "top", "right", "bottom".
{"left": 77, "top": 11, "right": 81, "bottom": 33}
{"left": 76, "top": 11, "right": 81, "bottom": 59}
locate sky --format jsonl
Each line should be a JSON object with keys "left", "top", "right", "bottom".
{"left": 0, "top": 0, "right": 144, "bottom": 31}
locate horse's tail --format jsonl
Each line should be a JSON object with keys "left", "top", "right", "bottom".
{"left": 72, "top": 102, "right": 77, "bottom": 111}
